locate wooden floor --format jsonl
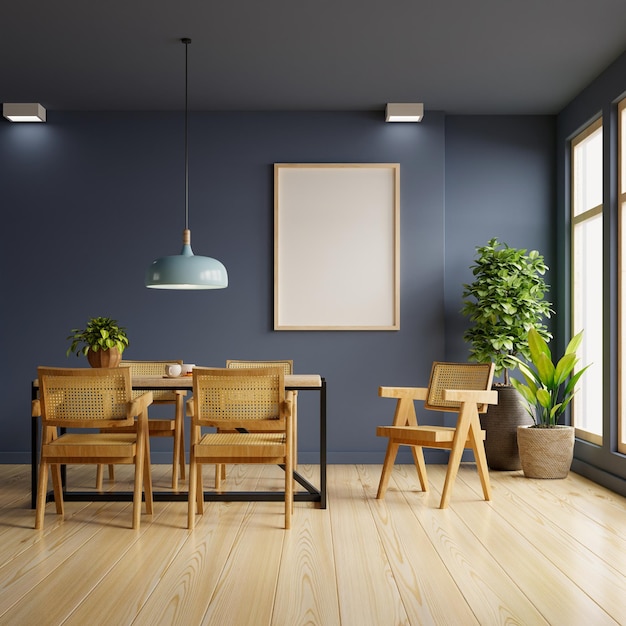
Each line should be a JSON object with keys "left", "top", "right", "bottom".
{"left": 1, "top": 462, "right": 626, "bottom": 625}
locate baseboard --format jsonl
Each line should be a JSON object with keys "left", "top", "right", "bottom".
{"left": 571, "top": 458, "right": 626, "bottom": 498}
{"left": 0, "top": 449, "right": 468, "bottom": 465}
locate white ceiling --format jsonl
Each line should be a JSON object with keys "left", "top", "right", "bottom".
{"left": 2, "top": 0, "right": 626, "bottom": 115}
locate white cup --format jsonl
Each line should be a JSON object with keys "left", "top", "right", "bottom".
{"left": 165, "top": 363, "right": 182, "bottom": 377}
{"left": 180, "top": 363, "right": 195, "bottom": 375}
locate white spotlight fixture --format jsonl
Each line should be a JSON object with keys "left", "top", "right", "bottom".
{"left": 385, "top": 103, "right": 423, "bottom": 122}
{"left": 3, "top": 103, "right": 46, "bottom": 122}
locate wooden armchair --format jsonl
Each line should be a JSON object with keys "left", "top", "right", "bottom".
{"left": 97, "top": 359, "right": 187, "bottom": 490}
{"left": 187, "top": 367, "right": 294, "bottom": 529}
{"left": 35, "top": 366, "right": 153, "bottom": 529}
{"left": 213, "top": 359, "right": 298, "bottom": 488}
{"left": 376, "top": 362, "right": 497, "bottom": 508}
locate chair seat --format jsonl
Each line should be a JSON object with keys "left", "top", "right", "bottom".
{"left": 44, "top": 433, "right": 137, "bottom": 458}
{"left": 196, "top": 432, "right": 286, "bottom": 460}
{"left": 376, "top": 425, "right": 486, "bottom": 444}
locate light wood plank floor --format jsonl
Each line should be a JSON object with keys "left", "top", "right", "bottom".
{"left": 1, "top": 462, "right": 626, "bottom": 625}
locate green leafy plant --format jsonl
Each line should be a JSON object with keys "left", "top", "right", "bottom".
{"left": 511, "top": 327, "right": 590, "bottom": 427}
{"left": 461, "top": 238, "right": 553, "bottom": 385}
{"left": 66, "top": 316, "right": 129, "bottom": 357}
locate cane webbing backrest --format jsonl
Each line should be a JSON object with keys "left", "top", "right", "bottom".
{"left": 226, "top": 359, "right": 293, "bottom": 375}
{"left": 38, "top": 366, "right": 134, "bottom": 428}
{"left": 425, "top": 362, "right": 494, "bottom": 413}
{"left": 192, "top": 367, "right": 284, "bottom": 427}
{"left": 121, "top": 360, "right": 182, "bottom": 402}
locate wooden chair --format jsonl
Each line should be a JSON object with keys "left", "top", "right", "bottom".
{"left": 97, "top": 359, "right": 187, "bottom": 490}
{"left": 216, "top": 360, "right": 298, "bottom": 487}
{"left": 376, "top": 362, "right": 497, "bottom": 509}
{"left": 35, "top": 366, "right": 153, "bottom": 529}
{"left": 187, "top": 367, "right": 294, "bottom": 529}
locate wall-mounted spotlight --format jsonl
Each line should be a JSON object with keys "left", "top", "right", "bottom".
{"left": 3, "top": 103, "right": 46, "bottom": 122}
{"left": 385, "top": 103, "right": 423, "bottom": 122}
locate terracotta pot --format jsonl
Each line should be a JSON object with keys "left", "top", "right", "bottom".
{"left": 517, "top": 425, "right": 575, "bottom": 479}
{"left": 479, "top": 386, "right": 533, "bottom": 470}
{"left": 87, "top": 347, "right": 121, "bottom": 368}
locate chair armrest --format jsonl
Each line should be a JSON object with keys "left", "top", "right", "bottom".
{"left": 442, "top": 389, "right": 498, "bottom": 405}
{"left": 32, "top": 399, "right": 41, "bottom": 418}
{"left": 283, "top": 391, "right": 294, "bottom": 418}
{"left": 129, "top": 391, "right": 153, "bottom": 417}
{"left": 379, "top": 386, "right": 428, "bottom": 401}
{"left": 174, "top": 389, "right": 187, "bottom": 397}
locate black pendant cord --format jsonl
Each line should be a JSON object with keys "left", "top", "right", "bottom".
{"left": 182, "top": 37, "right": 191, "bottom": 232}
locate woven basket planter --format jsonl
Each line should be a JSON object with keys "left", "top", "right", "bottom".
{"left": 517, "top": 425, "right": 575, "bottom": 479}
{"left": 479, "top": 386, "right": 533, "bottom": 470}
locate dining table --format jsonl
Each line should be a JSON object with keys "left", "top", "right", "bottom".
{"left": 31, "top": 372, "right": 326, "bottom": 509}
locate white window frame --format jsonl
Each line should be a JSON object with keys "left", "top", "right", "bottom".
{"left": 619, "top": 99, "right": 626, "bottom": 454}
{"left": 571, "top": 117, "right": 603, "bottom": 446}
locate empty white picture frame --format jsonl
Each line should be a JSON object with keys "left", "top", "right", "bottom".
{"left": 274, "top": 163, "right": 400, "bottom": 330}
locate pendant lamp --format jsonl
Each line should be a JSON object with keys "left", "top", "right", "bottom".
{"left": 145, "top": 38, "right": 228, "bottom": 290}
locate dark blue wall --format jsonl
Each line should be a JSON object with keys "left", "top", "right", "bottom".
{"left": 0, "top": 110, "right": 555, "bottom": 463}
{"left": 444, "top": 116, "right": 556, "bottom": 363}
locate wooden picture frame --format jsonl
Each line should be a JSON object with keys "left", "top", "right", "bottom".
{"left": 274, "top": 163, "right": 400, "bottom": 330}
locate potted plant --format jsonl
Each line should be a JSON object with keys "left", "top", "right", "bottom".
{"left": 511, "top": 327, "right": 590, "bottom": 478}
{"left": 66, "top": 316, "right": 130, "bottom": 368}
{"left": 461, "top": 238, "right": 554, "bottom": 470}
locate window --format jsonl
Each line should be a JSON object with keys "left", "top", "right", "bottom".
{"left": 571, "top": 118, "right": 603, "bottom": 445}
{"left": 617, "top": 99, "right": 626, "bottom": 454}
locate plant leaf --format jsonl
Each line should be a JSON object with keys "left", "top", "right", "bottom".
{"left": 535, "top": 352, "right": 555, "bottom": 387}
{"left": 536, "top": 388, "right": 551, "bottom": 408}
{"left": 554, "top": 353, "right": 577, "bottom": 385}
{"left": 565, "top": 330, "right": 584, "bottom": 356}
{"left": 528, "top": 327, "right": 551, "bottom": 364}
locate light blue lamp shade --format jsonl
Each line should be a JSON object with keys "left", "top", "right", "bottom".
{"left": 145, "top": 229, "right": 228, "bottom": 290}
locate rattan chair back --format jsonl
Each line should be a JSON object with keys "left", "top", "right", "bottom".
{"left": 226, "top": 359, "right": 293, "bottom": 375}
{"left": 425, "top": 362, "right": 494, "bottom": 413}
{"left": 38, "top": 366, "right": 134, "bottom": 428}
{"left": 192, "top": 367, "right": 285, "bottom": 428}
{"left": 121, "top": 359, "right": 182, "bottom": 402}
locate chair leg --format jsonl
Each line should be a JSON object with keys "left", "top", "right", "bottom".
{"left": 172, "top": 421, "right": 186, "bottom": 490}
{"left": 132, "top": 469, "right": 142, "bottom": 529}
{"left": 376, "top": 441, "right": 399, "bottom": 498}
{"left": 215, "top": 463, "right": 224, "bottom": 490}
{"left": 51, "top": 464, "right": 64, "bottom": 515}
{"left": 439, "top": 440, "right": 465, "bottom": 509}
{"left": 196, "top": 463, "right": 204, "bottom": 514}
{"left": 35, "top": 460, "right": 49, "bottom": 529}
{"left": 143, "top": 435, "right": 153, "bottom": 516}
{"left": 96, "top": 464, "right": 104, "bottom": 490}
{"left": 188, "top": 450, "right": 197, "bottom": 529}
{"left": 178, "top": 426, "right": 186, "bottom": 480}
{"left": 285, "top": 453, "right": 293, "bottom": 530}
{"left": 410, "top": 445, "right": 429, "bottom": 492}
{"left": 96, "top": 463, "right": 115, "bottom": 490}
{"left": 171, "top": 439, "right": 179, "bottom": 491}
{"left": 470, "top": 429, "right": 492, "bottom": 503}
{"left": 132, "top": 435, "right": 145, "bottom": 530}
